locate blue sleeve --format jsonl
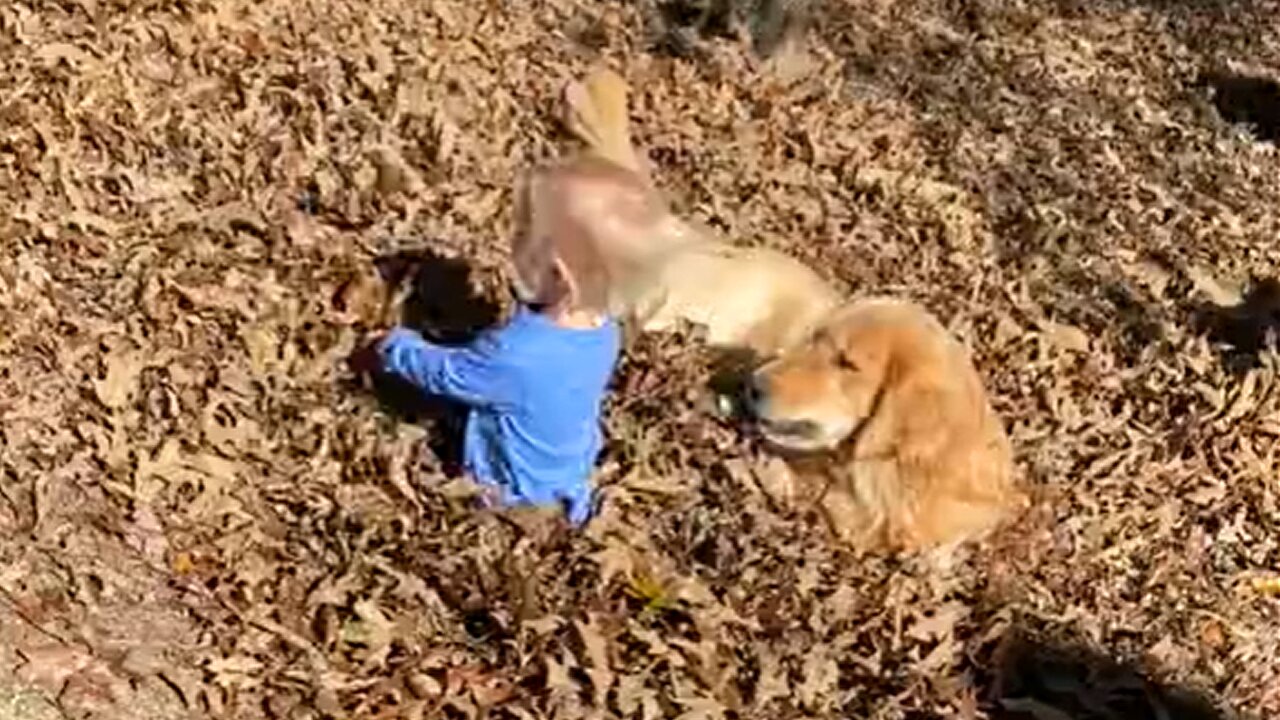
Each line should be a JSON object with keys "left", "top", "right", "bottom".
{"left": 377, "top": 327, "right": 516, "bottom": 408}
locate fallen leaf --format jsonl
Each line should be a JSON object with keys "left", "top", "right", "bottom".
{"left": 542, "top": 652, "right": 575, "bottom": 695}
{"left": 907, "top": 602, "right": 968, "bottom": 642}
{"left": 754, "top": 457, "right": 799, "bottom": 508}
{"left": 408, "top": 673, "right": 444, "bottom": 699}
{"left": 370, "top": 146, "right": 424, "bottom": 196}
{"left": 95, "top": 345, "right": 143, "bottom": 409}
{"left": 674, "top": 695, "right": 726, "bottom": 720}
{"left": 1251, "top": 575, "right": 1280, "bottom": 596}
{"left": 341, "top": 598, "right": 395, "bottom": 663}
{"left": 169, "top": 552, "right": 199, "bottom": 579}
{"left": 126, "top": 503, "right": 168, "bottom": 565}
{"left": 66, "top": 210, "right": 120, "bottom": 236}
{"left": 576, "top": 614, "right": 615, "bottom": 707}
{"left": 617, "top": 671, "right": 661, "bottom": 719}
{"left": 590, "top": 540, "right": 635, "bottom": 588}
{"left": 35, "top": 42, "right": 92, "bottom": 68}
{"left": 16, "top": 645, "right": 93, "bottom": 690}
{"left": 752, "top": 648, "right": 789, "bottom": 709}
{"left": 797, "top": 646, "right": 838, "bottom": 711}
{"left": 60, "top": 662, "right": 131, "bottom": 717}
{"left": 1040, "top": 321, "right": 1090, "bottom": 354}
{"left": 1186, "top": 263, "right": 1242, "bottom": 307}
{"left": 206, "top": 655, "right": 264, "bottom": 689}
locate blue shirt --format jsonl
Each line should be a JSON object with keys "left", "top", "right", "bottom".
{"left": 377, "top": 305, "right": 620, "bottom": 525}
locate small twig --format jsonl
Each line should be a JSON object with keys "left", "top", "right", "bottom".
{"left": 0, "top": 583, "right": 78, "bottom": 648}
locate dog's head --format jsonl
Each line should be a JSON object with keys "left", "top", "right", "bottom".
{"left": 747, "top": 298, "right": 970, "bottom": 453}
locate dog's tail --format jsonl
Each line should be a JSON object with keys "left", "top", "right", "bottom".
{"left": 563, "top": 67, "right": 647, "bottom": 178}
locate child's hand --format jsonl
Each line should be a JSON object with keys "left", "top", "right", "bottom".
{"left": 351, "top": 327, "right": 428, "bottom": 379}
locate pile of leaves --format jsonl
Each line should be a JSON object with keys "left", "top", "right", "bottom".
{"left": 2, "top": 0, "right": 1279, "bottom": 717}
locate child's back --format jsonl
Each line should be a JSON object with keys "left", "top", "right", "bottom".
{"left": 379, "top": 304, "right": 619, "bottom": 523}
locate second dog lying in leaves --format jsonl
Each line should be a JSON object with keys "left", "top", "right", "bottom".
{"left": 511, "top": 67, "right": 841, "bottom": 362}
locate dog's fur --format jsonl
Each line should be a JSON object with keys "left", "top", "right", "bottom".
{"left": 748, "top": 297, "right": 1023, "bottom": 552}
{"left": 511, "top": 67, "right": 840, "bottom": 358}
{"left": 634, "top": 242, "right": 842, "bottom": 354}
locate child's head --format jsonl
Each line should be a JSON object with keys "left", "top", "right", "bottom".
{"left": 510, "top": 206, "right": 608, "bottom": 316}
{"left": 511, "top": 158, "right": 669, "bottom": 319}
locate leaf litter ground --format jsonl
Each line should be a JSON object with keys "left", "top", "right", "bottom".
{"left": 2, "top": 0, "right": 1280, "bottom": 718}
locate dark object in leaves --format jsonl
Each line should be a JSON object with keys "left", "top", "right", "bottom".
{"left": 983, "top": 631, "right": 1226, "bottom": 720}
{"left": 351, "top": 353, "right": 468, "bottom": 475}
{"left": 747, "top": 0, "right": 807, "bottom": 58}
{"left": 706, "top": 346, "right": 763, "bottom": 421}
{"left": 296, "top": 187, "right": 320, "bottom": 215}
{"left": 375, "top": 247, "right": 504, "bottom": 345}
{"left": 1195, "top": 277, "right": 1280, "bottom": 368}
{"left": 351, "top": 247, "right": 504, "bottom": 472}
{"left": 652, "top": 0, "right": 810, "bottom": 59}
{"left": 462, "top": 609, "right": 501, "bottom": 642}
{"left": 1205, "top": 71, "right": 1280, "bottom": 143}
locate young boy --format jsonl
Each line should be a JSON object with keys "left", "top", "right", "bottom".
{"left": 373, "top": 261, "right": 620, "bottom": 526}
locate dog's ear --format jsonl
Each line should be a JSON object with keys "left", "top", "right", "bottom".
{"left": 880, "top": 353, "right": 960, "bottom": 467}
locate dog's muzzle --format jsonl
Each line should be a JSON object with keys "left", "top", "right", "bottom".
{"left": 757, "top": 417, "right": 825, "bottom": 442}
{"left": 744, "top": 374, "right": 828, "bottom": 446}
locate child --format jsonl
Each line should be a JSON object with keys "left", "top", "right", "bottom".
{"left": 372, "top": 256, "right": 620, "bottom": 526}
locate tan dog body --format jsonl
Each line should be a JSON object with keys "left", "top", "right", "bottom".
{"left": 634, "top": 243, "right": 841, "bottom": 356}
{"left": 750, "top": 298, "right": 1022, "bottom": 552}
{"left": 513, "top": 68, "right": 839, "bottom": 358}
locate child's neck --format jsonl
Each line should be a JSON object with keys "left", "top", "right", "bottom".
{"left": 545, "top": 305, "right": 605, "bottom": 329}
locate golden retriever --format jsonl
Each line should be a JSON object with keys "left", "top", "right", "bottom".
{"left": 747, "top": 297, "right": 1023, "bottom": 552}
{"left": 510, "top": 67, "right": 841, "bottom": 358}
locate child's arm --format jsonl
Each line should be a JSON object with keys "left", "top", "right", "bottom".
{"left": 377, "top": 327, "right": 516, "bottom": 408}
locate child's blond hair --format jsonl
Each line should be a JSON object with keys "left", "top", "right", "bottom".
{"left": 510, "top": 157, "right": 674, "bottom": 315}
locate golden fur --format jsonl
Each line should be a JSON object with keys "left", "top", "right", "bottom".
{"left": 748, "top": 298, "right": 1024, "bottom": 552}
{"left": 510, "top": 67, "right": 840, "bottom": 358}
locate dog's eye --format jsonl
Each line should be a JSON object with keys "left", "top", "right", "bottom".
{"left": 836, "top": 353, "right": 859, "bottom": 372}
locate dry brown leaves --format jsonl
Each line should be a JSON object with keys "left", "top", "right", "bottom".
{"left": 2, "top": 0, "right": 1280, "bottom": 718}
